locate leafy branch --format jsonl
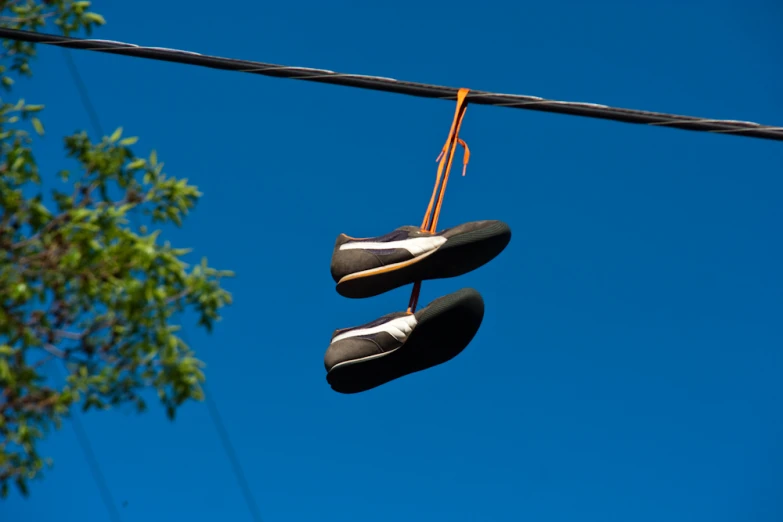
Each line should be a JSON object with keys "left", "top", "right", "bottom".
{"left": 0, "top": 0, "right": 235, "bottom": 497}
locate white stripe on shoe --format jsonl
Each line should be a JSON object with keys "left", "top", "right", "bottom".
{"left": 331, "top": 315, "right": 418, "bottom": 344}
{"left": 339, "top": 236, "right": 447, "bottom": 256}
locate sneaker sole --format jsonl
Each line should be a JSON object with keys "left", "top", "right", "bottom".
{"left": 326, "top": 288, "right": 484, "bottom": 394}
{"left": 335, "top": 221, "right": 511, "bottom": 299}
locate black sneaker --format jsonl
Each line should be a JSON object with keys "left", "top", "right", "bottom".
{"left": 325, "top": 288, "right": 484, "bottom": 393}
{"left": 330, "top": 220, "right": 511, "bottom": 299}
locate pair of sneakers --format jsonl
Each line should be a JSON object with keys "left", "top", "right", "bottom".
{"left": 324, "top": 219, "right": 512, "bottom": 393}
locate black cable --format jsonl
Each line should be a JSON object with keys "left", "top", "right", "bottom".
{"left": 53, "top": 364, "right": 123, "bottom": 522}
{"left": 32, "top": 46, "right": 125, "bottom": 522}
{"left": 202, "top": 381, "right": 265, "bottom": 522}
{"left": 67, "top": 405, "right": 123, "bottom": 522}
{"left": 177, "top": 323, "right": 264, "bottom": 522}
{"left": 1, "top": 26, "right": 781, "bottom": 142}
{"left": 60, "top": 44, "right": 263, "bottom": 522}
{"left": 62, "top": 47, "right": 147, "bottom": 230}
{"left": 62, "top": 48, "right": 104, "bottom": 137}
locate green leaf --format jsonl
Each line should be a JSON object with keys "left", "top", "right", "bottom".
{"left": 110, "top": 127, "right": 123, "bottom": 142}
{"left": 24, "top": 104, "right": 44, "bottom": 113}
{"left": 16, "top": 477, "right": 29, "bottom": 496}
{"left": 31, "top": 117, "right": 44, "bottom": 136}
{"left": 84, "top": 12, "right": 106, "bottom": 25}
{"left": 120, "top": 136, "right": 138, "bottom": 146}
{"left": 0, "top": 359, "right": 11, "bottom": 381}
{"left": 127, "top": 159, "right": 146, "bottom": 170}
{"left": 11, "top": 283, "right": 28, "bottom": 300}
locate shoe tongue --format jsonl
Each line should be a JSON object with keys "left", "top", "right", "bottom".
{"left": 377, "top": 311, "right": 410, "bottom": 322}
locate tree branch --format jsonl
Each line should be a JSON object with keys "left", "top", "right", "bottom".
{"left": 0, "top": 12, "right": 54, "bottom": 24}
{"left": 10, "top": 214, "right": 65, "bottom": 250}
{"left": 165, "top": 288, "right": 191, "bottom": 305}
{"left": 11, "top": 182, "right": 97, "bottom": 251}
{"left": 54, "top": 329, "right": 84, "bottom": 340}
{"left": 31, "top": 354, "right": 55, "bottom": 370}
{"left": 42, "top": 343, "right": 65, "bottom": 359}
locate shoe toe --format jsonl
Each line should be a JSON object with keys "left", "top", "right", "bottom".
{"left": 324, "top": 337, "right": 381, "bottom": 372}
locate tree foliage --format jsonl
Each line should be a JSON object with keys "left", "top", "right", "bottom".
{"left": 0, "top": 1, "right": 233, "bottom": 497}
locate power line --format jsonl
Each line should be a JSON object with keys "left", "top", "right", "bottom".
{"left": 1, "top": 27, "right": 782, "bottom": 143}
{"left": 52, "top": 364, "right": 123, "bottom": 522}
{"left": 62, "top": 47, "right": 144, "bottom": 229}
{"left": 202, "top": 381, "right": 265, "bottom": 522}
{"left": 51, "top": 50, "right": 125, "bottom": 522}
{"left": 67, "top": 404, "right": 124, "bottom": 522}
{"left": 62, "top": 48, "right": 105, "bottom": 137}
{"left": 178, "top": 323, "right": 264, "bottom": 522}
{"left": 60, "top": 45, "right": 265, "bottom": 522}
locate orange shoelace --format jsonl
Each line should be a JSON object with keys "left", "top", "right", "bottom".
{"left": 407, "top": 88, "right": 471, "bottom": 313}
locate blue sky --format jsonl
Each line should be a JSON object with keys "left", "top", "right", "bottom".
{"left": 3, "top": 1, "right": 783, "bottom": 521}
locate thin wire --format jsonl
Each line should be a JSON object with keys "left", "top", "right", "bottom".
{"left": 61, "top": 45, "right": 264, "bottom": 522}
{"left": 62, "top": 49, "right": 104, "bottom": 136}
{"left": 202, "top": 381, "right": 265, "bottom": 522}
{"left": 54, "top": 48, "right": 124, "bottom": 522}
{"left": 1, "top": 27, "right": 782, "bottom": 142}
{"left": 67, "top": 405, "right": 124, "bottom": 522}
{"left": 62, "top": 48, "right": 147, "bottom": 229}
{"left": 53, "top": 364, "right": 123, "bottom": 522}
{"left": 179, "top": 327, "right": 265, "bottom": 522}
